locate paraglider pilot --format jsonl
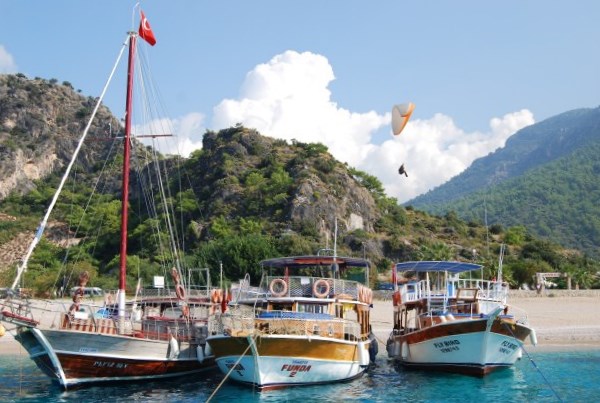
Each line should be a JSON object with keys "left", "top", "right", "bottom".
{"left": 398, "top": 164, "right": 408, "bottom": 177}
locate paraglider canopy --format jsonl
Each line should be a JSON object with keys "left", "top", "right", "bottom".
{"left": 391, "top": 103, "right": 415, "bottom": 135}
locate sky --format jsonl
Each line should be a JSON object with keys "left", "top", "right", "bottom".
{"left": 1, "top": 1, "right": 599, "bottom": 203}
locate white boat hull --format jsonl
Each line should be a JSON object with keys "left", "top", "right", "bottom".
{"left": 209, "top": 334, "right": 369, "bottom": 389}
{"left": 387, "top": 317, "right": 532, "bottom": 376}
{"left": 14, "top": 325, "right": 216, "bottom": 388}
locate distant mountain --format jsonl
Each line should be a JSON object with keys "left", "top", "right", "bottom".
{"left": 407, "top": 107, "right": 600, "bottom": 257}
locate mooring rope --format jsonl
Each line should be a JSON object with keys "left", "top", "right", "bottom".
{"left": 205, "top": 334, "right": 257, "bottom": 402}
{"left": 503, "top": 322, "right": 563, "bottom": 402}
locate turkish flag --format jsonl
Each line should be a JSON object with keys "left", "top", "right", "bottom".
{"left": 138, "top": 11, "right": 156, "bottom": 46}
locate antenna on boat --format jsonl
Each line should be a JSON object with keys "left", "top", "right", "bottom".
{"left": 498, "top": 243, "right": 505, "bottom": 284}
{"left": 332, "top": 217, "right": 339, "bottom": 278}
{"left": 333, "top": 217, "right": 338, "bottom": 259}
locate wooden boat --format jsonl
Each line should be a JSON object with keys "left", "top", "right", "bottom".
{"left": 207, "top": 252, "right": 377, "bottom": 389}
{"left": 386, "top": 260, "right": 537, "bottom": 376}
{"left": 0, "top": 9, "right": 220, "bottom": 388}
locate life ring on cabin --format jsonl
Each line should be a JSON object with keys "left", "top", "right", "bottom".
{"left": 269, "top": 278, "right": 288, "bottom": 297}
{"left": 175, "top": 284, "right": 186, "bottom": 300}
{"left": 313, "top": 279, "right": 330, "bottom": 298}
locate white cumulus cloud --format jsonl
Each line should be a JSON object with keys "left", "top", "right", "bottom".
{"left": 0, "top": 45, "right": 17, "bottom": 73}
{"left": 209, "top": 50, "right": 535, "bottom": 203}
{"left": 134, "top": 112, "right": 205, "bottom": 157}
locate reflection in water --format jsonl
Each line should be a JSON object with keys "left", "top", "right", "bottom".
{"left": 0, "top": 351, "right": 598, "bottom": 402}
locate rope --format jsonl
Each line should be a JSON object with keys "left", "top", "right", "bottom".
{"left": 502, "top": 322, "right": 563, "bottom": 402}
{"left": 205, "top": 335, "right": 257, "bottom": 402}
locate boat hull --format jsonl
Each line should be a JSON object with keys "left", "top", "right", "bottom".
{"left": 14, "top": 326, "right": 216, "bottom": 388}
{"left": 387, "top": 317, "right": 532, "bottom": 376}
{"left": 208, "top": 334, "right": 369, "bottom": 389}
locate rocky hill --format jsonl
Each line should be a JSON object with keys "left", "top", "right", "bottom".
{"left": 0, "top": 74, "right": 120, "bottom": 201}
{"left": 1, "top": 73, "right": 597, "bottom": 293}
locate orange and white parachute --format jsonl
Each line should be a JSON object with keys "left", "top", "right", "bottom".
{"left": 391, "top": 102, "right": 415, "bottom": 135}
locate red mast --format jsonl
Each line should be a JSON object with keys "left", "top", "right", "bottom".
{"left": 119, "top": 33, "right": 137, "bottom": 294}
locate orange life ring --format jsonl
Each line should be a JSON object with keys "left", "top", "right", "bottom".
{"left": 269, "top": 278, "right": 288, "bottom": 297}
{"left": 175, "top": 284, "right": 186, "bottom": 300}
{"left": 181, "top": 304, "right": 190, "bottom": 318}
{"left": 211, "top": 289, "right": 223, "bottom": 303}
{"left": 313, "top": 279, "right": 330, "bottom": 298}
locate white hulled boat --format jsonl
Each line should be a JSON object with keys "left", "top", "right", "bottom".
{"left": 207, "top": 252, "right": 377, "bottom": 389}
{"left": 0, "top": 8, "right": 220, "bottom": 388}
{"left": 386, "top": 260, "right": 536, "bottom": 376}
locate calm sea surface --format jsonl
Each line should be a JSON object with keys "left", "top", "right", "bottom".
{"left": 1, "top": 349, "right": 598, "bottom": 402}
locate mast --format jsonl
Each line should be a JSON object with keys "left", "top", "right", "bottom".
{"left": 118, "top": 32, "right": 136, "bottom": 322}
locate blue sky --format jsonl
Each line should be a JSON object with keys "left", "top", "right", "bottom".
{"left": 1, "top": 1, "right": 599, "bottom": 203}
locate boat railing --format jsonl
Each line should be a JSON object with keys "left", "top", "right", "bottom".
{"left": 211, "top": 308, "right": 363, "bottom": 340}
{"left": 264, "top": 276, "right": 362, "bottom": 300}
{"left": 449, "top": 279, "right": 508, "bottom": 303}
{"left": 399, "top": 280, "right": 429, "bottom": 303}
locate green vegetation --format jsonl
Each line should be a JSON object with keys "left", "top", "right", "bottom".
{"left": 1, "top": 75, "right": 598, "bottom": 296}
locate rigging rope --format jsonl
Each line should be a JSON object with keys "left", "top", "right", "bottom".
{"left": 11, "top": 37, "right": 129, "bottom": 291}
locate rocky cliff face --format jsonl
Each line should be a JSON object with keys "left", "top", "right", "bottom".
{"left": 0, "top": 74, "right": 119, "bottom": 200}
{"left": 191, "top": 127, "right": 381, "bottom": 243}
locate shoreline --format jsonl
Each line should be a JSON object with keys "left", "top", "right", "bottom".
{"left": 2, "top": 295, "right": 600, "bottom": 356}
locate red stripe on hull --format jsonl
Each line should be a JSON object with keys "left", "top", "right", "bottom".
{"left": 404, "top": 319, "right": 487, "bottom": 344}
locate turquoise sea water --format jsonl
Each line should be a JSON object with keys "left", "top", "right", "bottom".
{"left": 1, "top": 349, "right": 598, "bottom": 402}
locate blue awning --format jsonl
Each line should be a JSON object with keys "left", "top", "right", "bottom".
{"left": 395, "top": 261, "right": 482, "bottom": 274}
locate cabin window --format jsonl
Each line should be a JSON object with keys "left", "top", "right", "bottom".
{"left": 271, "top": 303, "right": 293, "bottom": 311}
{"left": 297, "top": 303, "right": 327, "bottom": 314}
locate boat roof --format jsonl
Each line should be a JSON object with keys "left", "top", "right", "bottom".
{"left": 260, "top": 255, "right": 370, "bottom": 269}
{"left": 395, "top": 261, "right": 482, "bottom": 274}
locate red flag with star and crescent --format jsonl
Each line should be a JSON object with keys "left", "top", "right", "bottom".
{"left": 138, "top": 11, "right": 156, "bottom": 46}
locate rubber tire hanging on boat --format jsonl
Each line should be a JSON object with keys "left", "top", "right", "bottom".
{"left": 313, "top": 279, "right": 330, "bottom": 298}
{"left": 270, "top": 278, "right": 288, "bottom": 297}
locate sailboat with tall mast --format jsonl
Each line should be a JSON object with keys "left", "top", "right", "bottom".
{"left": 0, "top": 9, "right": 218, "bottom": 389}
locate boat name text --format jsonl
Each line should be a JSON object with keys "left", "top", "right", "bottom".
{"left": 93, "top": 361, "right": 128, "bottom": 369}
{"left": 499, "top": 340, "right": 519, "bottom": 355}
{"left": 281, "top": 363, "right": 312, "bottom": 377}
{"left": 433, "top": 339, "right": 460, "bottom": 353}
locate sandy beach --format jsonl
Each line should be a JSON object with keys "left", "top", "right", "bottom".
{"left": 2, "top": 294, "right": 600, "bottom": 356}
